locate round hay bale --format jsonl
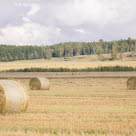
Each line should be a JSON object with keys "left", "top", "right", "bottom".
{"left": 0, "top": 80, "right": 28, "bottom": 114}
{"left": 15, "top": 79, "right": 30, "bottom": 91}
{"left": 127, "top": 77, "right": 136, "bottom": 90}
{"left": 29, "top": 77, "right": 50, "bottom": 90}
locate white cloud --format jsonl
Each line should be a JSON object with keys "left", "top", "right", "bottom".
{"left": 14, "top": 2, "right": 40, "bottom": 16}
{"left": 74, "top": 28, "right": 86, "bottom": 34}
{"left": 22, "top": 17, "right": 31, "bottom": 22}
{"left": 53, "top": 0, "right": 136, "bottom": 26}
{"left": 0, "top": 22, "right": 61, "bottom": 45}
{"left": 0, "top": 0, "right": 136, "bottom": 44}
{"left": 27, "top": 3, "right": 40, "bottom": 16}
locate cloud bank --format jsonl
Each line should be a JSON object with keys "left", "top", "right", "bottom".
{"left": 0, "top": 0, "right": 136, "bottom": 45}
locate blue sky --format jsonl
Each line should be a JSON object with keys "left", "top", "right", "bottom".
{"left": 0, "top": 0, "right": 136, "bottom": 45}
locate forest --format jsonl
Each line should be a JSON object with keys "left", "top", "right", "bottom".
{"left": 0, "top": 38, "right": 136, "bottom": 62}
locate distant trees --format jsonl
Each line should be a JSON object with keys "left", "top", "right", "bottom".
{"left": 96, "top": 44, "right": 103, "bottom": 60}
{"left": 0, "top": 38, "right": 136, "bottom": 62}
{"left": 111, "top": 42, "right": 118, "bottom": 60}
{"left": 44, "top": 48, "right": 52, "bottom": 59}
{"left": 118, "top": 42, "right": 126, "bottom": 60}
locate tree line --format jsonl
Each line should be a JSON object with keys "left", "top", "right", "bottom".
{"left": 0, "top": 38, "right": 136, "bottom": 62}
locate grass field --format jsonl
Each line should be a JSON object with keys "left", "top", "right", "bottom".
{"left": 0, "top": 77, "right": 136, "bottom": 136}
{"left": 0, "top": 54, "right": 136, "bottom": 71}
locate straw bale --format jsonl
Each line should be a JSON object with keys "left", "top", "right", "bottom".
{"left": 0, "top": 80, "right": 28, "bottom": 113}
{"left": 29, "top": 77, "right": 50, "bottom": 90}
{"left": 127, "top": 77, "right": 136, "bottom": 90}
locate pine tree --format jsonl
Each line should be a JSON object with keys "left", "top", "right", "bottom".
{"left": 111, "top": 42, "right": 118, "bottom": 60}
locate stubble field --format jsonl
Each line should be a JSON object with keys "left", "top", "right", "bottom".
{"left": 0, "top": 54, "right": 136, "bottom": 71}
{"left": 0, "top": 77, "right": 136, "bottom": 136}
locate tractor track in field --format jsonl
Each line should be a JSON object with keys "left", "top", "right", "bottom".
{"left": 0, "top": 72, "right": 136, "bottom": 79}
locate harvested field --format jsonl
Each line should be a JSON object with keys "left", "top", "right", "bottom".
{"left": 0, "top": 77, "right": 136, "bottom": 136}
{"left": 0, "top": 56, "right": 136, "bottom": 71}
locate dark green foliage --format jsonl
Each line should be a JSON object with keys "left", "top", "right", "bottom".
{"left": 5, "top": 66, "right": 136, "bottom": 72}
{"left": 111, "top": 42, "right": 118, "bottom": 60}
{"left": 0, "top": 38, "right": 136, "bottom": 62}
{"left": 84, "top": 129, "right": 107, "bottom": 135}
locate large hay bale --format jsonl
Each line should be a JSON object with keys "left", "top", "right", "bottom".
{"left": 0, "top": 80, "right": 28, "bottom": 114}
{"left": 127, "top": 77, "right": 136, "bottom": 90}
{"left": 15, "top": 79, "right": 30, "bottom": 91}
{"left": 29, "top": 77, "right": 50, "bottom": 90}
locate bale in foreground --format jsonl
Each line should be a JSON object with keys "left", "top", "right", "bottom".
{"left": 0, "top": 80, "right": 28, "bottom": 114}
{"left": 29, "top": 77, "right": 50, "bottom": 90}
{"left": 127, "top": 77, "right": 136, "bottom": 90}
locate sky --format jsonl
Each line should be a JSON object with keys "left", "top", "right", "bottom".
{"left": 0, "top": 0, "right": 136, "bottom": 45}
